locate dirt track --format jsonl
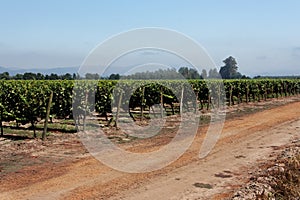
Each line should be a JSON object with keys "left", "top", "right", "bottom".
{"left": 1, "top": 100, "right": 300, "bottom": 200}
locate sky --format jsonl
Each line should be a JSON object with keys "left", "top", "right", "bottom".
{"left": 0, "top": 0, "right": 300, "bottom": 76}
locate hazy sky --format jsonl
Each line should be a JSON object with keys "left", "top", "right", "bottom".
{"left": 0, "top": 0, "right": 299, "bottom": 76}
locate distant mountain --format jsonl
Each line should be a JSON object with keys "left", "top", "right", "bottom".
{"left": 0, "top": 66, "right": 78, "bottom": 75}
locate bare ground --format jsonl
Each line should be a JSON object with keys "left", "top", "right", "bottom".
{"left": 0, "top": 97, "right": 300, "bottom": 200}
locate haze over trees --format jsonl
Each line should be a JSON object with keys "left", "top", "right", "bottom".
{"left": 208, "top": 68, "right": 220, "bottom": 78}
{"left": 0, "top": 56, "right": 248, "bottom": 80}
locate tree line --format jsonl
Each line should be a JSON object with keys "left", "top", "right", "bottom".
{"left": 0, "top": 56, "right": 248, "bottom": 80}
{"left": 121, "top": 56, "right": 248, "bottom": 80}
{"left": 0, "top": 72, "right": 77, "bottom": 80}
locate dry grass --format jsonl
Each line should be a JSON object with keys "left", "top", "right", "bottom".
{"left": 271, "top": 153, "right": 300, "bottom": 199}
{"left": 229, "top": 144, "right": 300, "bottom": 200}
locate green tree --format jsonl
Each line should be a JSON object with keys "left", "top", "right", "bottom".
{"left": 23, "top": 72, "right": 37, "bottom": 80}
{"left": 109, "top": 73, "right": 120, "bottom": 80}
{"left": 208, "top": 68, "right": 220, "bottom": 78}
{"left": 189, "top": 68, "right": 200, "bottom": 79}
{"left": 48, "top": 73, "right": 59, "bottom": 80}
{"left": 73, "top": 73, "right": 79, "bottom": 80}
{"left": 0, "top": 72, "right": 10, "bottom": 80}
{"left": 219, "top": 56, "right": 242, "bottom": 79}
{"left": 61, "top": 73, "right": 73, "bottom": 80}
{"left": 85, "top": 73, "right": 100, "bottom": 80}
{"left": 14, "top": 73, "right": 23, "bottom": 80}
{"left": 178, "top": 67, "right": 200, "bottom": 79}
{"left": 178, "top": 67, "right": 189, "bottom": 78}
{"left": 36, "top": 73, "right": 45, "bottom": 80}
{"left": 201, "top": 69, "right": 207, "bottom": 79}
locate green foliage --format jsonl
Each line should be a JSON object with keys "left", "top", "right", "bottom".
{"left": 219, "top": 56, "right": 242, "bottom": 79}
{"left": 0, "top": 79, "right": 299, "bottom": 134}
{"left": 178, "top": 67, "right": 201, "bottom": 79}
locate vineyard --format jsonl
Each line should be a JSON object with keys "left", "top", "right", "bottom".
{"left": 0, "top": 79, "right": 299, "bottom": 138}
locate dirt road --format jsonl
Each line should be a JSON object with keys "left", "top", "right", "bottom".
{"left": 1, "top": 101, "right": 300, "bottom": 200}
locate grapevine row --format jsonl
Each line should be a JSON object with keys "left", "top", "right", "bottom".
{"left": 0, "top": 79, "right": 299, "bottom": 136}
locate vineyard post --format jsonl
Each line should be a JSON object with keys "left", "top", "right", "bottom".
{"left": 264, "top": 84, "right": 267, "bottom": 101}
{"left": 207, "top": 91, "right": 211, "bottom": 110}
{"left": 281, "top": 82, "right": 285, "bottom": 97}
{"left": 265, "top": 90, "right": 267, "bottom": 101}
{"left": 180, "top": 86, "right": 184, "bottom": 116}
{"left": 217, "top": 83, "right": 220, "bottom": 108}
{"left": 32, "top": 120, "right": 37, "bottom": 138}
{"left": 160, "top": 87, "right": 164, "bottom": 118}
{"left": 83, "top": 90, "right": 89, "bottom": 132}
{"left": 284, "top": 82, "right": 287, "bottom": 97}
{"left": 141, "top": 86, "right": 145, "bottom": 121}
{"left": 42, "top": 91, "right": 53, "bottom": 141}
{"left": 286, "top": 82, "right": 289, "bottom": 96}
{"left": 0, "top": 107, "right": 3, "bottom": 136}
{"left": 258, "top": 85, "right": 261, "bottom": 102}
{"left": 237, "top": 86, "right": 241, "bottom": 104}
{"left": 195, "top": 90, "right": 199, "bottom": 113}
{"left": 246, "top": 85, "right": 249, "bottom": 103}
{"left": 151, "top": 106, "right": 157, "bottom": 118}
{"left": 115, "top": 90, "right": 123, "bottom": 129}
{"left": 229, "top": 85, "right": 233, "bottom": 106}
{"left": 171, "top": 103, "right": 175, "bottom": 115}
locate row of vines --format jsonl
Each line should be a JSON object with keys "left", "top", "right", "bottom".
{"left": 0, "top": 79, "right": 299, "bottom": 136}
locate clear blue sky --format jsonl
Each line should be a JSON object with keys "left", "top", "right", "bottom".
{"left": 0, "top": 0, "right": 299, "bottom": 76}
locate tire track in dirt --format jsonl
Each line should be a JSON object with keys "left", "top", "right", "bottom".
{"left": 0, "top": 101, "right": 300, "bottom": 200}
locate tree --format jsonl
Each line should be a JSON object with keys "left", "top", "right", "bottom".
{"left": 14, "top": 73, "right": 23, "bottom": 80}
{"left": 219, "top": 56, "right": 242, "bottom": 79}
{"left": 73, "top": 73, "right": 79, "bottom": 80}
{"left": 178, "top": 67, "right": 189, "bottom": 78}
{"left": 208, "top": 68, "right": 220, "bottom": 78}
{"left": 48, "top": 73, "right": 59, "bottom": 80}
{"left": 23, "top": 72, "right": 37, "bottom": 80}
{"left": 109, "top": 73, "right": 120, "bottom": 80}
{"left": 36, "top": 73, "right": 44, "bottom": 80}
{"left": 61, "top": 73, "right": 73, "bottom": 80}
{"left": 189, "top": 68, "right": 201, "bottom": 79}
{"left": 201, "top": 69, "right": 207, "bottom": 79}
{"left": 85, "top": 73, "right": 100, "bottom": 80}
{"left": 0, "top": 72, "right": 10, "bottom": 80}
{"left": 178, "top": 67, "right": 200, "bottom": 79}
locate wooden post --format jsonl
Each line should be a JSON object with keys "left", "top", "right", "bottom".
{"left": 141, "top": 86, "right": 145, "bottom": 121}
{"left": 42, "top": 91, "right": 53, "bottom": 140}
{"left": 160, "top": 87, "right": 164, "bottom": 118}
{"left": 0, "top": 95, "right": 3, "bottom": 136}
{"left": 264, "top": 90, "right": 267, "bottom": 101}
{"left": 151, "top": 106, "right": 157, "bottom": 118}
{"left": 0, "top": 108, "right": 3, "bottom": 136}
{"left": 115, "top": 91, "right": 123, "bottom": 128}
{"left": 229, "top": 85, "right": 232, "bottom": 106}
{"left": 180, "top": 86, "right": 184, "bottom": 116}
{"left": 32, "top": 120, "right": 36, "bottom": 138}
{"left": 207, "top": 93, "right": 211, "bottom": 110}
{"left": 217, "top": 84, "right": 220, "bottom": 108}
{"left": 195, "top": 91, "right": 198, "bottom": 113}
{"left": 246, "top": 86, "right": 249, "bottom": 103}
{"left": 83, "top": 90, "right": 89, "bottom": 132}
